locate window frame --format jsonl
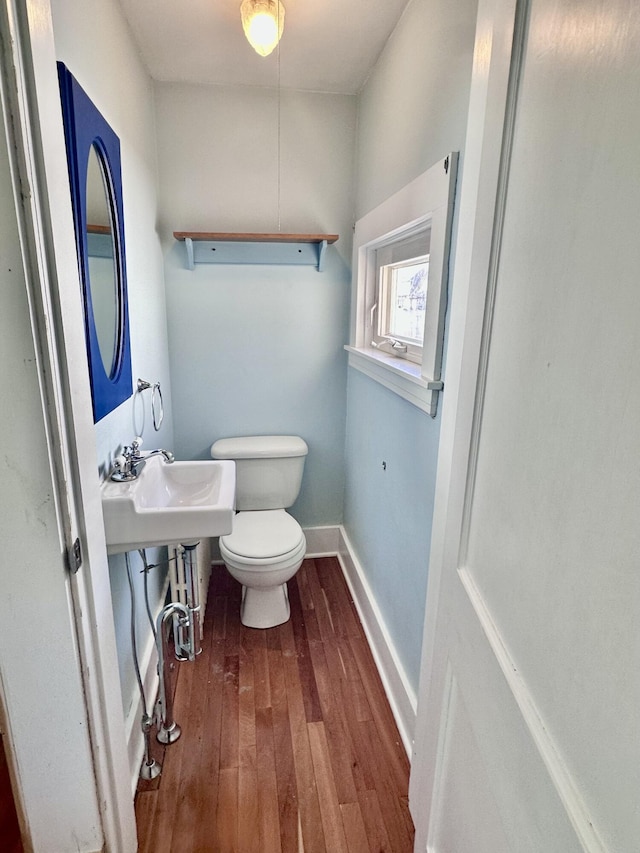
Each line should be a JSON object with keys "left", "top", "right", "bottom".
{"left": 346, "top": 153, "right": 458, "bottom": 416}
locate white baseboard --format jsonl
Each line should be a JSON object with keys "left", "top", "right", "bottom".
{"left": 303, "top": 525, "right": 340, "bottom": 557}
{"left": 337, "top": 526, "right": 417, "bottom": 759}
{"left": 125, "top": 575, "right": 170, "bottom": 797}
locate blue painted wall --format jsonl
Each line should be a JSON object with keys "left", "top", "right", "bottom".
{"left": 344, "top": 370, "right": 440, "bottom": 683}
{"left": 163, "top": 254, "right": 350, "bottom": 525}
{"left": 156, "top": 85, "right": 356, "bottom": 526}
{"left": 345, "top": 0, "right": 478, "bottom": 691}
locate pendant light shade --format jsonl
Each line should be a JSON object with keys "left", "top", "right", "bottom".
{"left": 240, "top": 0, "right": 285, "bottom": 57}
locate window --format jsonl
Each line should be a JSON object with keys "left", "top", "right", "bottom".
{"left": 372, "top": 230, "right": 430, "bottom": 362}
{"left": 346, "top": 153, "right": 457, "bottom": 416}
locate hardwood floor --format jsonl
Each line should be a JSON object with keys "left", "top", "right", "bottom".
{"left": 135, "top": 557, "right": 414, "bottom": 852}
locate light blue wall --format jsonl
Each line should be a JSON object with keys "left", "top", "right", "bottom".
{"left": 163, "top": 255, "right": 350, "bottom": 525}
{"left": 345, "top": 0, "right": 477, "bottom": 690}
{"left": 156, "top": 84, "right": 356, "bottom": 526}
{"left": 344, "top": 370, "right": 440, "bottom": 682}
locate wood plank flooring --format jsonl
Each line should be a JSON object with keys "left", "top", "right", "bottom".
{"left": 135, "top": 557, "right": 414, "bottom": 852}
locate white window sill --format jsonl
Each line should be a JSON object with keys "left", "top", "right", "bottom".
{"left": 345, "top": 346, "right": 443, "bottom": 416}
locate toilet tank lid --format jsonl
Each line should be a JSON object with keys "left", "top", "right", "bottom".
{"left": 211, "top": 435, "right": 308, "bottom": 460}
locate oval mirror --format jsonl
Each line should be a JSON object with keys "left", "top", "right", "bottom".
{"left": 58, "top": 63, "right": 132, "bottom": 422}
{"left": 85, "top": 144, "right": 118, "bottom": 377}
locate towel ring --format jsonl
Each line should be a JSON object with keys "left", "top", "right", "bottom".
{"left": 152, "top": 382, "right": 164, "bottom": 431}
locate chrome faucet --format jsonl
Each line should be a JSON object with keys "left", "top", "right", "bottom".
{"left": 141, "top": 448, "right": 175, "bottom": 464}
{"left": 110, "top": 437, "right": 174, "bottom": 481}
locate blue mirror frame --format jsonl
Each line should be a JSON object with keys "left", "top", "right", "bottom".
{"left": 58, "top": 63, "right": 132, "bottom": 422}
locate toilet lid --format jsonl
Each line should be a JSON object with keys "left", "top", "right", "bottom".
{"left": 221, "top": 510, "right": 303, "bottom": 559}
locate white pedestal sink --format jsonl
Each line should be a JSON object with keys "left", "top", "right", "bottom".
{"left": 101, "top": 455, "right": 236, "bottom": 555}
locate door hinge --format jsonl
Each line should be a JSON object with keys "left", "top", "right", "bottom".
{"left": 68, "top": 537, "right": 82, "bottom": 574}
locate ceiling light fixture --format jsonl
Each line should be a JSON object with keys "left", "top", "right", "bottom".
{"left": 240, "top": 0, "right": 285, "bottom": 57}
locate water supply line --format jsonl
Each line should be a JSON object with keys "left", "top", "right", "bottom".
{"left": 139, "top": 549, "right": 158, "bottom": 645}
{"left": 125, "top": 552, "right": 161, "bottom": 781}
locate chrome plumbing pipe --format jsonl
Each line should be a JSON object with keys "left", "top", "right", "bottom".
{"left": 155, "top": 601, "right": 190, "bottom": 745}
{"left": 183, "top": 544, "right": 202, "bottom": 658}
{"left": 127, "top": 551, "right": 161, "bottom": 780}
{"left": 139, "top": 713, "right": 161, "bottom": 780}
{"left": 174, "top": 543, "right": 201, "bottom": 660}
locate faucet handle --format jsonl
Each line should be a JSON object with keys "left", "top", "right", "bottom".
{"left": 114, "top": 454, "right": 127, "bottom": 472}
{"left": 110, "top": 454, "right": 131, "bottom": 481}
{"left": 131, "top": 436, "right": 143, "bottom": 454}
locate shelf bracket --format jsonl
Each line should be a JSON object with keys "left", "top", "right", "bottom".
{"left": 317, "top": 239, "right": 328, "bottom": 272}
{"left": 185, "top": 237, "right": 195, "bottom": 271}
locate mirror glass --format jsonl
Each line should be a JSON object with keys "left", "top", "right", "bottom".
{"left": 86, "top": 145, "right": 118, "bottom": 376}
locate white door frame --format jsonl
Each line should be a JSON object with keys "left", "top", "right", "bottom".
{"left": 2, "top": 1, "right": 137, "bottom": 849}
{"left": 408, "top": 0, "right": 525, "bottom": 845}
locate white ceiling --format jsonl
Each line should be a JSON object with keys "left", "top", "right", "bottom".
{"left": 118, "top": 0, "right": 411, "bottom": 94}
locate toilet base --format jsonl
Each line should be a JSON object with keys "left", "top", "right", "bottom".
{"left": 240, "top": 582, "right": 290, "bottom": 629}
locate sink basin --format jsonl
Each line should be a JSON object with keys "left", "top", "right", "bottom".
{"left": 101, "top": 455, "right": 236, "bottom": 555}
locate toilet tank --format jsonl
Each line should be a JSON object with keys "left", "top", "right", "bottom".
{"left": 211, "top": 435, "right": 308, "bottom": 511}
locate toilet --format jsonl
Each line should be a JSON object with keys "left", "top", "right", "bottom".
{"left": 210, "top": 435, "right": 308, "bottom": 629}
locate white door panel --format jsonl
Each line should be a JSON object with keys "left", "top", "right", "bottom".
{"left": 411, "top": 0, "right": 640, "bottom": 850}
{"left": 429, "top": 667, "right": 511, "bottom": 853}
{"left": 427, "top": 574, "right": 587, "bottom": 853}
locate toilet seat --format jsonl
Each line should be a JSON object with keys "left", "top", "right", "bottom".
{"left": 219, "top": 509, "right": 306, "bottom": 629}
{"left": 220, "top": 509, "right": 304, "bottom": 563}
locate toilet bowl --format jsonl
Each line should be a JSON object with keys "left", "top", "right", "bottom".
{"left": 219, "top": 509, "right": 306, "bottom": 628}
{"left": 211, "top": 436, "right": 309, "bottom": 629}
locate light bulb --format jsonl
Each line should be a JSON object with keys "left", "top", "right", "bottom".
{"left": 240, "top": 0, "right": 285, "bottom": 57}
{"left": 247, "top": 13, "right": 278, "bottom": 54}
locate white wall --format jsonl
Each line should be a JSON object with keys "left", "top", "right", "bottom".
{"left": 355, "top": 0, "right": 478, "bottom": 219}
{"left": 344, "top": 0, "right": 477, "bottom": 694}
{"left": 50, "top": 0, "right": 172, "bottom": 762}
{"left": 155, "top": 83, "right": 356, "bottom": 526}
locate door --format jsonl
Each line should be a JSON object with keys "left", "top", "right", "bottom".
{"left": 0, "top": 1, "right": 136, "bottom": 849}
{"left": 410, "top": 0, "right": 640, "bottom": 850}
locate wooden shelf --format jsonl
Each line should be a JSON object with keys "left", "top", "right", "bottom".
{"left": 174, "top": 231, "right": 338, "bottom": 243}
{"left": 174, "top": 231, "right": 339, "bottom": 272}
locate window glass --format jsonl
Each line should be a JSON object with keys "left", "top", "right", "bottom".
{"left": 372, "top": 227, "right": 430, "bottom": 362}
{"left": 381, "top": 256, "right": 429, "bottom": 345}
